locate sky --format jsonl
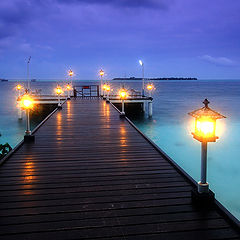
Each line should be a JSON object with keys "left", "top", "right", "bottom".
{"left": 0, "top": 0, "right": 240, "bottom": 80}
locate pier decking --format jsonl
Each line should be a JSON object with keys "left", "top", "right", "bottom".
{"left": 0, "top": 98, "right": 239, "bottom": 239}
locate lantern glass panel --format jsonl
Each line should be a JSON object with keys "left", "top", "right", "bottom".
{"left": 195, "top": 117, "right": 216, "bottom": 139}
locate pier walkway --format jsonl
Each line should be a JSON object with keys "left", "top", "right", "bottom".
{"left": 0, "top": 98, "right": 239, "bottom": 239}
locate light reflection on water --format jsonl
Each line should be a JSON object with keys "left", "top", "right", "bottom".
{"left": 1, "top": 79, "right": 240, "bottom": 220}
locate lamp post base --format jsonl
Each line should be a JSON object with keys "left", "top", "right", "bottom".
{"left": 120, "top": 112, "right": 125, "bottom": 118}
{"left": 106, "top": 99, "right": 110, "bottom": 103}
{"left": 103, "top": 97, "right": 106, "bottom": 100}
{"left": 24, "top": 134, "right": 35, "bottom": 143}
{"left": 67, "top": 97, "right": 71, "bottom": 100}
{"left": 58, "top": 105, "right": 62, "bottom": 110}
{"left": 191, "top": 188, "right": 215, "bottom": 208}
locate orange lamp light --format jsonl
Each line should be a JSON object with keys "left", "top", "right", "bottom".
{"left": 99, "top": 69, "right": 104, "bottom": 76}
{"left": 16, "top": 84, "right": 22, "bottom": 91}
{"left": 102, "top": 84, "right": 107, "bottom": 90}
{"left": 119, "top": 89, "right": 127, "bottom": 99}
{"left": 66, "top": 84, "right": 71, "bottom": 90}
{"left": 68, "top": 70, "right": 73, "bottom": 77}
{"left": 20, "top": 95, "right": 34, "bottom": 109}
{"left": 56, "top": 87, "right": 63, "bottom": 95}
{"left": 105, "top": 85, "right": 110, "bottom": 92}
{"left": 147, "top": 84, "right": 153, "bottom": 90}
{"left": 188, "top": 99, "right": 226, "bottom": 142}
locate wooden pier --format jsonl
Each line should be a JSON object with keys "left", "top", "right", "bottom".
{"left": 0, "top": 98, "right": 239, "bottom": 239}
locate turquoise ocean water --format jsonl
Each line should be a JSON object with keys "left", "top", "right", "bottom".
{"left": 0, "top": 79, "right": 240, "bottom": 220}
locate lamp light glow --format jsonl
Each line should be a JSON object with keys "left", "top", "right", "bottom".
{"left": 56, "top": 87, "right": 63, "bottom": 95}
{"left": 119, "top": 89, "right": 127, "bottom": 99}
{"left": 147, "top": 84, "right": 153, "bottom": 91}
{"left": 66, "top": 84, "right": 71, "bottom": 90}
{"left": 102, "top": 84, "right": 107, "bottom": 90}
{"left": 105, "top": 85, "right": 110, "bottom": 92}
{"left": 189, "top": 99, "right": 225, "bottom": 142}
{"left": 99, "top": 69, "right": 104, "bottom": 76}
{"left": 68, "top": 70, "right": 74, "bottom": 77}
{"left": 20, "top": 95, "right": 34, "bottom": 109}
{"left": 139, "top": 60, "right": 143, "bottom": 66}
{"left": 16, "top": 84, "right": 22, "bottom": 91}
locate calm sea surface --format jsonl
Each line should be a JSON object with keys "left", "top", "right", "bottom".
{"left": 1, "top": 79, "right": 240, "bottom": 220}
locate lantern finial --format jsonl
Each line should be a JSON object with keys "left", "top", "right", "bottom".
{"left": 203, "top": 99, "right": 210, "bottom": 108}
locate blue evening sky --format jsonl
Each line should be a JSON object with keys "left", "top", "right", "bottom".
{"left": 0, "top": 0, "right": 240, "bottom": 80}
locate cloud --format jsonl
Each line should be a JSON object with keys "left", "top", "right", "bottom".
{"left": 200, "top": 55, "right": 237, "bottom": 66}
{"left": 57, "top": 0, "right": 173, "bottom": 9}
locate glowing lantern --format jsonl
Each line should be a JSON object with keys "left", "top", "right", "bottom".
{"left": 68, "top": 70, "right": 74, "bottom": 77}
{"left": 66, "top": 84, "right": 71, "bottom": 90}
{"left": 20, "top": 95, "right": 34, "bottom": 110}
{"left": 105, "top": 85, "right": 111, "bottom": 102}
{"left": 56, "top": 87, "right": 63, "bottom": 95}
{"left": 147, "top": 84, "right": 153, "bottom": 91}
{"left": 16, "top": 84, "right": 22, "bottom": 91}
{"left": 55, "top": 86, "right": 63, "bottom": 109}
{"left": 146, "top": 84, "right": 154, "bottom": 98}
{"left": 99, "top": 69, "right": 105, "bottom": 97}
{"left": 188, "top": 99, "right": 226, "bottom": 198}
{"left": 119, "top": 89, "right": 127, "bottom": 100}
{"left": 66, "top": 84, "right": 71, "bottom": 100}
{"left": 105, "top": 85, "right": 110, "bottom": 92}
{"left": 102, "top": 84, "right": 107, "bottom": 90}
{"left": 16, "top": 84, "right": 23, "bottom": 99}
{"left": 20, "top": 95, "right": 35, "bottom": 142}
{"left": 99, "top": 69, "right": 104, "bottom": 76}
{"left": 189, "top": 99, "right": 225, "bottom": 143}
{"left": 119, "top": 89, "right": 127, "bottom": 117}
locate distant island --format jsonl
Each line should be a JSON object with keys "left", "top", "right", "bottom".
{"left": 112, "top": 77, "right": 197, "bottom": 81}
{"left": 0, "top": 79, "right": 8, "bottom": 82}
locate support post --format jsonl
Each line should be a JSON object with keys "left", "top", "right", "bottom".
{"left": 103, "top": 89, "right": 106, "bottom": 100}
{"left": 191, "top": 140, "right": 214, "bottom": 206}
{"left": 58, "top": 95, "right": 62, "bottom": 109}
{"left": 100, "top": 76, "right": 103, "bottom": 97}
{"left": 24, "top": 109, "right": 34, "bottom": 142}
{"left": 148, "top": 101, "right": 153, "bottom": 118}
{"left": 120, "top": 99, "right": 125, "bottom": 118}
{"left": 18, "top": 108, "right": 22, "bottom": 120}
{"left": 142, "top": 64, "right": 144, "bottom": 97}
{"left": 106, "top": 92, "right": 110, "bottom": 103}
{"left": 25, "top": 109, "right": 31, "bottom": 136}
{"left": 198, "top": 141, "right": 209, "bottom": 193}
{"left": 27, "top": 56, "right": 31, "bottom": 92}
{"left": 143, "top": 101, "right": 146, "bottom": 112}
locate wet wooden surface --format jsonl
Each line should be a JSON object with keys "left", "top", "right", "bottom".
{"left": 0, "top": 98, "right": 239, "bottom": 239}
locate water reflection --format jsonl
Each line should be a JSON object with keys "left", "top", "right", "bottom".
{"left": 22, "top": 156, "right": 36, "bottom": 195}
{"left": 56, "top": 111, "right": 62, "bottom": 136}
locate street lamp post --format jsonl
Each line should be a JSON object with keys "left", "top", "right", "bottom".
{"left": 68, "top": 69, "right": 74, "bottom": 97}
{"left": 99, "top": 69, "right": 104, "bottom": 97}
{"left": 119, "top": 89, "right": 127, "bottom": 118}
{"left": 20, "top": 95, "right": 35, "bottom": 142}
{"left": 66, "top": 84, "right": 71, "bottom": 100}
{"left": 139, "top": 60, "right": 144, "bottom": 96}
{"left": 188, "top": 99, "right": 226, "bottom": 204}
{"left": 146, "top": 84, "right": 153, "bottom": 117}
{"left": 102, "top": 84, "right": 107, "bottom": 99}
{"left": 56, "top": 86, "right": 63, "bottom": 109}
{"left": 27, "top": 56, "right": 31, "bottom": 92}
{"left": 105, "top": 85, "right": 110, "bottom": 103}
{"left": 16, "top": 85, "right": 23, "bottom": 120}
